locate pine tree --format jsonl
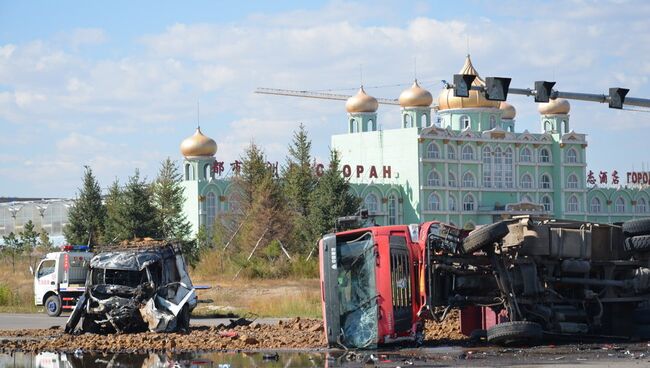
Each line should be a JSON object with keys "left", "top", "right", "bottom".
{"left": 307, "top": 149, "right": 361, "bottom": 242}
{"left": 63, "top": 166, "right": 106, "bottom": 248}
{"left": 153, "top": 158, "right": 192, "bottom": 241}
{"left": 1, "top": 232, "right": 23, "bottom": 273}
{"left": 20, "top": 220, "right": 38, "bottom": 267}
{"left": 102, "top": 179, "right": 123, "bottom": 244}
{"left": 120, "top": 169, "right": 160, "bottom": 240}
{"left": 38, "top": 228, "right": 53, "bottom": 248}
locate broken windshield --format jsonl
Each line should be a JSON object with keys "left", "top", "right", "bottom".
{"left": 91, "top": 268, "right": 148, "bottom": 288}
{"left": 337, "top": 232, "right": 378, "bottom": 348}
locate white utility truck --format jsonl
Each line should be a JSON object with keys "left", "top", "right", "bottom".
{"left": 33, "top": 245, "right": 93, "bottom": 316}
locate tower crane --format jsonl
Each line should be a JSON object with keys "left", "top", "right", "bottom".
{"left": 254, "top": 87, "right": 400, "bottom": 106}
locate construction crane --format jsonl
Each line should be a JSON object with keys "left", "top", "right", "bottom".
{"left": 254, "top": 87, "right": 401, "bottom": 106}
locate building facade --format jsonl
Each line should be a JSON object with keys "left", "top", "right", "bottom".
{"left": 0, "top": 198, "right": 72, "bottom": 246}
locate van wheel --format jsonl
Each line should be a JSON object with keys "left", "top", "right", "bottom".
{"left": 45, "top": 295, "right": 62, "bottom": 317}
{"left": 623, "top": 218, "right": 650, "bottom": 237}
{"left": 462, "top": 221, "right": 509, "bottom": 254}
{"left": 487, "top": 321, "right": 542, "bottom": 345}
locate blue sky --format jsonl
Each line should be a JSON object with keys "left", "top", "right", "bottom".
{"left": 1, "top": 0, "right": 650, "bottom": 197}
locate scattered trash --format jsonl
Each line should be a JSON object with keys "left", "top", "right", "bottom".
{"left": 262, "top": 352, "right": 279, "bottom": 361}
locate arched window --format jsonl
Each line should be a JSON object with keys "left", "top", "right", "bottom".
{"left": 566, "top": 195, "right": 579, "bottom": 212}
{"left": 428, "top": 193, "right": 441, "bottom": 211}
{"left": 539, "top": 148, "right": 550, "bottom": 163}
{"left": 448, "top": 195, "right": 457, "bottom": 211}
{"left": 462, "top": 145, "right": 474, "bottom": 160}
{"left": 351, "top": 120, "right": 358, "bottom": 132}
{"left": 447, "top": 145, "right": 456, "bottom": 160}
{"left": 460, "top": 115, "right": 471, "bottom": 129}
{"left": 567, "top": 174, "right": 579, "bottom": 189}
{"left": 462, "top": 172, "right": 475, "bottom": 187}
{"left": 427, "top": 170, "right": 440, "bottom": 186}
{"left": 206, "top": 192, "right": 216, "bottom": 227}
{"left": 541, "top": 196, "right": 552, "bottom": 212}
{"left": 204, "top": 164, "right": 212, "bottom": 180}
{"left": 521, "top": 195, "right": 533, "bottom": 203}
{"left": 427, "top": 142, "right": 440, "bottom": 159}
{"left": 504, "top": 148, "right": 513, "bottom": 188}
{"left": 590, "top": 197, "right": 602, "bottom": 213}
{"left": 184, "top": 163, "right": 191, "bottom": 180}
{"left": 404, "top": 114, "right": 413, "bottom": 128}
{"left": 540, "top": 174, "right": 552, "bottom": 189}
{"left": 494, "top": 147, "right": 503, "bottom": 188}
{"left": 520, "top": 147, "right": 532, "bottom": 163}
{"left": 421, "top": 114, "right": 428, "bottom": 127}
{"left": 368, "top": 119, "right": 375, "bottom": 131}
{"left": 489, "top": 115, "right": 497, "bottom": 129}
{"left": 463, "top": 194, "right": 475, "bottom": 211}
{"left": 544, "top": 120, "right": 552, "bottom": 131}
{"left": 566, "top": 148, "right": 577, "bottom": 163}
{"left": 448, "top": 172, "right": 457, "bottom": 187}
{"left": 521, "top": 173, "right": 533, "bottom": 189}
{"left": 387, "top": 193, "right": 398, "bottom": 225}
{"left": 364, "top": 193, "right": 379, "bottom": 213}
{"left": 615, "top": 197, "right": 625, "bottom": 213}
{"left": 482, "top": 146, "right": 492, "bottom": 188}
{"left": 637, "top": 198, "right": 648, "bottom": 213}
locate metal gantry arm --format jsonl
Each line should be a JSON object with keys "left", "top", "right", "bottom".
{"left": 255, "top": 87, "right": 400, "bottom": 105}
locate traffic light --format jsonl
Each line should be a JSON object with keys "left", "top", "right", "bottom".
{"left": 485, "top": 77, "right": 512, "bottom": 101}
{"left": 534, "top": 81, "right": 556, "bottom": 102}
{"left": 453, "top": 74, "right": 477, "bottom": 97}
{"left": 609, "top": 88, "right": 629, "bottom": 109}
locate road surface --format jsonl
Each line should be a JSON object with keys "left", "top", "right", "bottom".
{"left": 0, "top": 313, "right": 284, "bottom": 330}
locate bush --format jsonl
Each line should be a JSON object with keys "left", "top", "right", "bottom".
{"left": 0, "top": 284, "right": 16, "bottom": 306}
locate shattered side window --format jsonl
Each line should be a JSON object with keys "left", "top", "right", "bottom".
{"left": 337, "top": 233, "right": 378, "bottom": 348}
{"left": 92, "top": 268, "right": 147, "bottom": 288}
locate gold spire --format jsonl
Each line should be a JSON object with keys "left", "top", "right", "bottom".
{"left": 437, "top": 55, "right": 500, "bottom": 111}
{"left": 500, "top": 101, "right": 517, "bottom": 119}
{"left": 398, "top": 79, "right": 433, "bottom": 107}
{"left": 345, "top": 86, "right": 379, "bottom": 113}
{"left": 180, "top": 127, "right": 217, "bottom": 157}
{"left": 538, "top": 98, "right": 571, "bottom": 115}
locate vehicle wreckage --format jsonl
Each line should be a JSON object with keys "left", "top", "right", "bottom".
{"left": 319, "top": 216, "right": 650, "bottom": 347}
{"left": 65, "top": 243, "right": 197, "bottom": 334}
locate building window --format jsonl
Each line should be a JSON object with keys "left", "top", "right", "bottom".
{"left": 504, "top": 148, "right": 513, "bottom": 188}
{"left": 427, "top": 170, "right": 441, "bottom": 186}
{"left": 521, "top": 195, "right": 533, "bottom": 203}
{"left": 462, "top": 145, "right": 474, "bottom": 160}
{"left": 541, "top": 196, "right": 552, "bottom": 212}
{"left": 368, "top": 119, "right": 375, "bottom": 131}
{"left": 544, "top": 120, "right": 552, "bottom": 132}
{"left": 427, "top": 142, "right": 440, "bottom": 159}
{"left": 421, "top": 114, "right": 428, "bottom": 127}
{"left": 520, "top": 147, "right": 532, "bottom": 163}
{"left": 388, "top": 194, "right": 398, "bottom": 225}
{"left": 615, "top": 197, "right": 625, "bottom": 213}
{"left": 540, "top": 174, "right": 552, "bottom": 189}
{"left": 204, "top": 164, "right": 213, "bottom": 180}
{"left": 448, "top": 195, "right": 457, "bottom": 211}
{"left": 521, "top": 174, "right": 533, "bottom": 189}
{"left": 463, "top": 194, "right": 475, "bottom": 211}
{"left": 539, "top": 148, "right": 550, "bottom": 163}
{"left": 637, "top": 198, "right": 648, "bottom": 213}
{"left": 462, "top": 172, "right": 475, "bottom": 187}
{"left": 448, "top": 172, "right": 457, "bottom": 187}
{"left": 364, "top": 193, "right": 379, "bottom": 213}
{"left": 184, "top": 163, "right": 191, "bottom": 180}
{"left": 489, "top": 115, "right": 497, "bottom": 129}
{"left": 351, "top": 120, "right": 358, "bottom": 132}
{"left": 591, "top": 197, "right": 602, "bottom": 213}
{"left": 482, "top": 146, "right": 492, "bottom": 188}
{"left": 447, "top": 145, "right": 456, "bottom": 160}
{"left": 460, "top": 115, "right": 471, "bottom": 129}
{"left": 566, "top": 148, "right": 578, "bottom": 163}
{"left": 428, "top": 193, "right": 441, "bottom": 211}
{"left": 206, "top": 192, "right": 216, "bottom": 227}
{"left": 566, "top": 195, "right": 579, "bottom": 212}
{"left": 567, "top": 174, "right": 579, "bottom": 189}
{"left": 404, "top": 114, "right": 413, "bottom": 128}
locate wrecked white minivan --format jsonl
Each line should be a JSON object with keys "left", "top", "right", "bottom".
{"left": 64, "top": 243, "right": 197, "bottom": 334}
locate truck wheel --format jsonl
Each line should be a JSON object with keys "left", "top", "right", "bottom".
{"left": 487, "top": 321, "right": 542, "bottom": 345}
{"left": 45, "top": 295, "right": 62, "bottom": 317}
{"left": 626, "top": 235, "right": 650, "bottom": 253}
{"left": 623, "top": 218, "right": 650, "bottom": 237}
{"left": 462, "top": 221, "right": 509, "bottom": 254}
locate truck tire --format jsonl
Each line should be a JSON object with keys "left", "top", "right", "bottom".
{"left": 487, "top": 321, "right": 542, "bottom": 345}
{"left": 45, "top": 295, "right": 62, "bottom": 317}
{"left": 626, "top": 235, "right": 650, "bottom": 253}
{"left": 623, "top": 218, "right": 650, "bottom": 237}
{"left": 462, "top": 221, "right": 509, "bottom": 254}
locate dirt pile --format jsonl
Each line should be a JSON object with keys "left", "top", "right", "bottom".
{"left": 424, "top": 310, "right": 465, "bottom": 341}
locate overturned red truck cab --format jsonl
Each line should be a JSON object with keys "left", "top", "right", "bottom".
{"left": 319, "top": 217, "right": 650, "bottom": 348}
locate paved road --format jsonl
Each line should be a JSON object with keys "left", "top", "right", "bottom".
{"left": 0, "top": 313, "right": 285, "bottom": 330}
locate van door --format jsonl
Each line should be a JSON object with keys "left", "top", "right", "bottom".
{"left": 390, "top": 235, "right": 413, "bottom": 333}
{"left": 34, "top": 259, "right": 57, "bottom": 305}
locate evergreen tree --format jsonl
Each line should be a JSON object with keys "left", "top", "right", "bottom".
{"left": 237, "top": 142, "right": 270, "bottom": 208}
{"left": 281, "top": 124, "right": 316, "bottom": 253}
{"left": 1, "top": 232, "right": 23, "bottom": 273}
{"left": 153, "top": 158, "right": 192, "bottom": 240}
{"left": 20, "top": 220, "right": 38, "bottom": 266}
{"left": 38, "top": 228, "right": 53, "bottom": 248}
{"left": 102, "top": 179, "right": 123, "bottom": 244}
{"left": 63, "top": 166, "right": 106, "bottom": 248}
{"left": 120, "top": 169, "right": 160, "bottom": 240}
{"left": 307, "top": 149, "right": 361, "bottom": 242}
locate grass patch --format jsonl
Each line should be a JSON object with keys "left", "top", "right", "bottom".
{"left": 245, "top": 290, "right": 321, "bottom": 318}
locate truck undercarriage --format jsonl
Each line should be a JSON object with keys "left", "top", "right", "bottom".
{"left": 320, "top": 216, "right": 650, "bottom": 348}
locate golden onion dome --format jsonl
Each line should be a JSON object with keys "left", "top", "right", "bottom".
{"left": 538, "top": 98, "right": 571, "bottom": 115}
{"left": 437, "top": 55, "right": 501, "bottom": 111}
{"left": 399, "top": 80, "right": 433, "bottom": 107}
{"left": 345, "top": 86, "right": 378, "bottom": 113}
{"left": 180, "top": 127, "right": 217, "bottom": 157}
{"left": 500, "top": 101, "right": 517, "bottom": 119}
